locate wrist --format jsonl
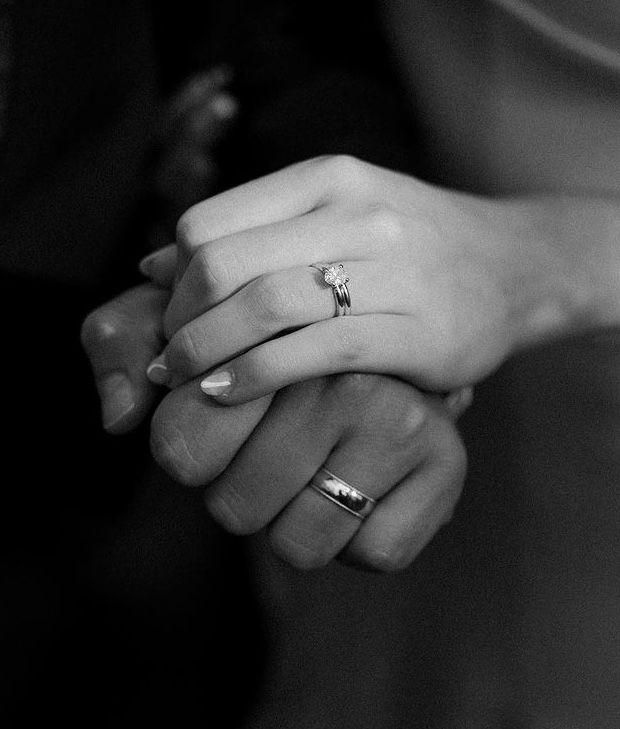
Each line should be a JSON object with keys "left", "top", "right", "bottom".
{"left": 499, "top": 196, "right": 620, "bottom": 353}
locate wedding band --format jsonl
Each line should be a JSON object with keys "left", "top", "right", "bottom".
{"left": 311, "top": 263, "right": 351, "bottom": 316}
{"left": 309, "top": 467, "right": 376, "bottom": 519}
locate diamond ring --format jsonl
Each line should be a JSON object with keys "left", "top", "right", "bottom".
{"left": 312, "top": 263, "right": 351, "bottom": 316}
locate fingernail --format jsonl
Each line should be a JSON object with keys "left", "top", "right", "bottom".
{"left": 98, "top": 373, "right": 135, "bottom": 430}
{"left": 200, "top": 371, "right": 233, "bottom": 397}
{"left": 146, "top": 355, "right": 171, "bottom": 386}
{"left": 138, "top": 251, "right": 163, "bottom": 277}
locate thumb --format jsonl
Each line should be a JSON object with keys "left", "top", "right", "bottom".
{"left": 81, "top": 284, "right": 170, "bottom": 434}
{"left": 138, "top": 245, "right": 178, "bottom": 287}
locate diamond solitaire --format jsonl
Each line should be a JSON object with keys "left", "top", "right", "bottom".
{"left": 311, "top": 262, "right": 352, "bottom": 316}
{"left": 322, "top": 264, "right": 349, "bottom": 287}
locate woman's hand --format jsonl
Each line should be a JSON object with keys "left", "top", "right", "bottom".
{"left": 150, "top": 371, "right": 467, "bottom": 571}
{"left": 142, "top": 155, "right": 607, "bottom": 404}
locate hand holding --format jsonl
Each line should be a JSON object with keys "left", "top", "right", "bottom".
{"left": 150, "top": 372, "right": 467, "bottom": 571}
{"left": 142, "top": 155, "right": 586, "bottom": 403}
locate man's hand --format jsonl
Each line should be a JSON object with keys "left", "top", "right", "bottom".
{"left": 150, "top": 373, "right": 467, "bottom": 572}
{"left": 81, "top": 284, "right": 169, "bottom": 433}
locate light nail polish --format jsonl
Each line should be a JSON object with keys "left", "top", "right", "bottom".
{"left": 146, "top": 355, "right": 171, "bottom": 386}
{"left": 200, "top": 371, "right": 233, "bottom": 397}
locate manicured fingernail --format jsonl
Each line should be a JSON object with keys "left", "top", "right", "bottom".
{"left": 98, "top": 373, "right": 135, "bottom": 430}
{"left": 200, "top": 371, "right": 233, "bottom": 397}
{"left": 146, "top": 355, "right": 171, "bottom": 386}
{"left": 138, "top": 251, "right": 163, "bottom": 277}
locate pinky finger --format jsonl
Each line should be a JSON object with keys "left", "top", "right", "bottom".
{"left": 342, "top": 423, "right": 467, "bottom": 572}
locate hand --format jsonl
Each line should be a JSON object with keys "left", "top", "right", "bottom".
{"left": 81, "top": 284, "right": 169, "bottom": 433}
{"left": 150, "top": 371, "right": 467, "bottom": 571}
{"left": 81, "top": 281, "right": 469, "bottom": 572}
{"left": 142, "top": 155, "right": 593, "bottom": 403}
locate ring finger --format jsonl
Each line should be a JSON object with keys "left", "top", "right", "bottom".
{"left": 205, "top": 374, "right": 435, "bottom": 570}
{"left": 268, "top": 404, "right": 431, "bottom": 570}
{"left": 158, "top": 262, "right": 411, "bottom": 385}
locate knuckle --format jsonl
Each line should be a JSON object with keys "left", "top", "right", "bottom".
{"left": 249, "top": 275, "right": 296, "bottom": 326}
{"left": 175, "top": 207, "right": 205, "bottom": 254}
{"left": 80, "top": 309, "right": 118, "bottom": 351}
{"left": 325, "top": 153, "right": 364, "bottom": 180}
{"left": 269, "top": 528, "right": 332, "bottom": 571}
{"left": 317, "top": 154, "right": 371, "bottom": 195}
{"left": 334, "top": 319, "right": 370, "bottom": 367}
{"left": 149, "top": 416, "right": 205, "bottom": 487}
{"left": 389, "top": 398, "right": 430, "bottom": 450}
{"left": 206, "top": 485, "right": 263, "bottom": 536}
{"left": 363, "top": 204, "right": 406, "bottom": 248}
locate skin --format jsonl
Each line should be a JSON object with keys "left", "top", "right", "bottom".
{"left": 142, "top": 155, "right": 620, "bottom": 405}
{"left": 83, "top": 152, "right": 620, "bottom": 570}
{"left": 81, "top": 283, "right": 468, "bottom": 571}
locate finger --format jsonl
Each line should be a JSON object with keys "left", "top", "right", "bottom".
{"left": 267, "top": 382, "right": 433, "bottom": 570}
{"left": 158, "top": 263, "right": 407, "bottom": 380}
{"left": 80, "top": 284, "right": 169, "bottom": 433}
{"left": 203, "top": 378, "right": 342, "bottom": 534}
{"left": 166, "top": 205, "right": 373, "bottom": 332}
{"left": 343, "top": 417, "right": 467, "bottom": 572}
{"left": 204, "top": 374, "right": 434, "bottom": 567}
{"left": 174, "top": 155, "right": 367, "bottom": 266}
{"left": 138, "top": 245, "right": 177, "bottom": 287}
{"left": 194, "top": 315, "right": 453, "bottom": 404}
{"left": 150, "top": 380, "right": 273, "bottom": 487}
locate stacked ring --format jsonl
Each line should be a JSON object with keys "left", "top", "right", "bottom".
{"left": 312, "top": 263, "right": 351, "bottom": 316}
{"left": 309, "top": 467, "right": 376, "bottom": 519}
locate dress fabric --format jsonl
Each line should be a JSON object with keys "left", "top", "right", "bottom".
{"left": 380, "top": 1, "right": 620, "bottom": 726}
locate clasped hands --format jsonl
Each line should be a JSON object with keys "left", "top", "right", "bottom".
{"left": 85, "top": 155, "right": 587, "bottom": 570}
